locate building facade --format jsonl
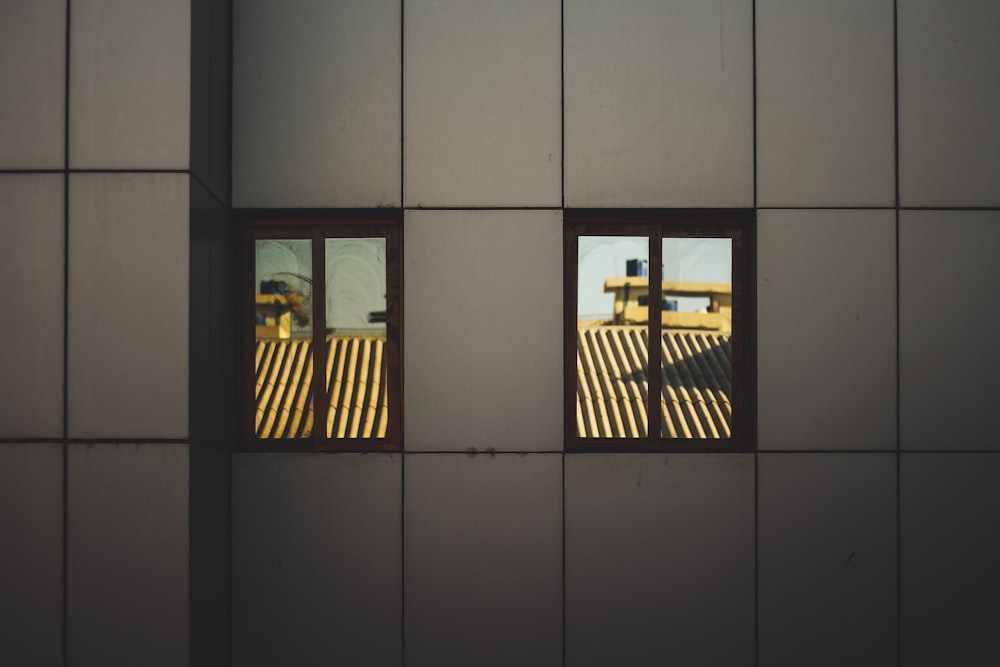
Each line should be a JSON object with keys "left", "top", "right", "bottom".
{"left": 1, "top": 1, "right": 998, "bottom": 665}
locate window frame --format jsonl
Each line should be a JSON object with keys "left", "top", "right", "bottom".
{"left": 239, "top": 210, "right": 403, "bottom": 452}
{"left": 564, "top": 209, "right": 755, "bottom": 453}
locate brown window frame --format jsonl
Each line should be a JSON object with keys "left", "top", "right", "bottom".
{"left": 564, "top": 209, "right": 755, "bottom": 452}
{"left": 239, "top": 211, "right": 403, "bottom": 452}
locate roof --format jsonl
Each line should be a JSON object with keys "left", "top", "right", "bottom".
{"left": 253, "top": 326, "right": 732, "bottom": 442}
{"left": 576, "top": 326, "right": 732, "bottom": 439}
{"left": 255, "top": 335, "right": 388, "bottom": 439}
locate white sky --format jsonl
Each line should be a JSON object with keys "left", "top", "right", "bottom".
{"left": 255, "top": 238, "right": 387, "bottom": 335}
{"left": 578, "top": 236, "right": 732, "bottom": 318}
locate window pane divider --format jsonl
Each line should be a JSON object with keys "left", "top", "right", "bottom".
{"left": 311, "top": 227, "right": 327, "bottom": 448}
{"left": 648, "top": 229, "right": 663, "bottom": 447}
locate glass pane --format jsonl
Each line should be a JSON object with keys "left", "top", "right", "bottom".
{"left": 660, "top": 237, "right": 733, "bottom": 439}
{"left": 576, "top": 236, "right": 649, "bottom": 438}
{"left": 254, "top": 239, "right": 314, "bottom": 438}
{"left": 324, "top": 238, "right": 388, "bottom": 438}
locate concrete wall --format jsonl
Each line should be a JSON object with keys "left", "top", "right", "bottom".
{"left": 1, "top": 0, "right": 998, "bottom": 665}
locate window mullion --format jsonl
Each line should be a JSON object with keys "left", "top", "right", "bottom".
{"left": 648, "top": 229, "right": 663, "bottom": 446}
{"left": 386, "top": 225, "right": 403, "bottom": 447}
{"left": 311, "top": 228, "right": 327, "bottom": 449}
{"left": 244, "top": 231, "right": 259, "bottom": 444}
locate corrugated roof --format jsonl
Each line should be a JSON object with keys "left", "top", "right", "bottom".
{"left": 255, "top": 335, "right": 388, "bottom": 439}
{"left": 254, "top": 327, "right": 730, "bottom": 442}
{"left": 576, "top": 326, "right": 732, "bottom": 439}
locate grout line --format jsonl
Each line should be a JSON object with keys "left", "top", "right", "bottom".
{"left": 560, "top": 0, "right": 565, "bottom": 211}
{"left": 400, "top": 449, "right": 406, "bottom": 666}
{"left": 752, "top": 206, "right": 1000, "bottom": 212}
{"left": 893, "top": 450, "right": 1000, "bottom": 455}
{"left": 63, "top": 168, "right": 193, "bottom": 174}
{"left": 755, "top": 205, "right": 897, "bottom": 211}
{"left": 751, "top": 0, "right": 758, "bottom": 214}
{"left": 223, "top": 5, "right": 236, "bottom": 659}
{"left": 892, "top": 205, "right": 1000, "bottom": 211}
{"left": 0, "top": 169, "right": 67, "bottom": 174}
{"left": 19, "top": 441, "right": 1000, "bottom": 454}
{"left": 893, "top": 2, "right": 902, "bottom": 663}
{"left": 751, "top": 1, "right": 759, "bottom": 658}
{"left": 757, "top": 449, "right": 1000, "bottom": 455}
{"left": 896, "top": 428, "right": 902, "bottom": 667}
{"left": 227, "top": 0, "right": 235, "bottom": 209}
{"left": 402, "top": 450, "right": 566, "bottom": 456}
{"left": 222, "top": 203, "right": 1000, "bottom": 214}
{"left": 401, "top": 205, "right": 565, "bottom": 212}
{"left": 754, "top": 446, "right": 760, "bottom": 667}
{"left": 561, "top": 454, "right": 567, "bottom": 667}
{"left": 399, "top": 0, "right": 406, "bottom": 210}
{"left": 893, "top": 0, "right": 901, "bottom": 211}
{"left": 758, "top": 449, "right": 903, "bottom": 455}
{"left": 161, "top": 447, "right": 1000, "bottom": 456}
{"left": 0, "top": 438, "right": 196, "bottom": 446}
{"left": 62, "top": 1, "right": 71, "bottom": 664}
{"left": 399, "top": 5, "right": 406, "bottom": 663}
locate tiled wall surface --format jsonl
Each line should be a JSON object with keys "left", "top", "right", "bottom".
{"left": 758, "top": 454, "right": 897, "bottom": 665}
{"left": 566, "top": 454, "right": 755, "bottom": 665}
{"left": 68, "top": 0, "right": 191, "bottom": 169}
{"left": 0, "top": 0, "right": 231, "bottom": 665}
{"left": 900, "top": 454, "right": 1000, "bottom": 664}
{"left": 232, "top": 0, "right": 401, "bottom": 207}
{"left": 755, "top": 0, "right": 895, "bottom": 207}
{"left": 757, "top": 209, "right": 897, "bottom": 451}
{"left": 0, "top": 175, "right": 65, "bottom": 438}
{"left": 897, "top": 0, "right": 1000, "bottom": 206}
{"left": 67, "top": 173, "right": 190, "bottom": 439}
{"left": 2, "top": 0, "right": 998, "bottom": 665}
{"left": 232, "top": 454, "right": 402, "bottom": 666}
{"left": 564, "top": 0, "right": 754, "bottom": 207}
{"left": 0, "top": 443, "right": 63, "bottom": 666}
{"left": 898, "top": 211, "right": 1000, "bottom": 450}
{"left": 0, "top": 0, "right": 65, "bottom": 168}
{"left": 405, "top": 454, "right": 562, "bottom": 666}
{"left": 229, "top": 1, "right": 999, "bottom": 664}
{"left": 403, "top": 209, "right": 564, "bottom": 451}
{"left": 66, "top": 444, "right": 189, "bottom": 667}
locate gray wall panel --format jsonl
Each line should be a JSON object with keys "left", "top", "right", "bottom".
{"left": 759, "top": 454, "right": 897, "bottom": 666}
{"left": 69, "top": 0, "right": 191, "bottom": 169}
{"left": 67, "top": 444, "right": 189, "bottom": 667}
{"left": 232, "top": 453, "right": 402, "bottom": 667}
{"left": 0, "top": 0, "right": 65, "bottom": 168}
{"left": 405, "top": 454, "right": 562, "bottom": 667}
{"left": 0, "top": 444, "right": 63, "bottom": 667}
{"left": 565, "top": 0, "right": 754, "bottom": 207}
{"left": 899, "top": 211, "right": 1000, "bottom": 450}
{"left": 404, "top": 0, "right": 561, "bottom": 207}
{"left": 233, "top": 0, "right": 401, "bottom": 207}
{"left": 901, "top": 454, "right": 1000, "bottom": 664}
{"left": 565, "top": 454, "right": 755, "bottom": 666}
{"left": 0, "top": 175, "right": 65, "bottom": 438}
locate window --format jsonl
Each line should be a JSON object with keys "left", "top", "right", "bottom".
{"left": 565, "top": 210, "right": 754, "bottom": 451}
{"left": 241, "top": 212, "right": 402, "bottom": 451}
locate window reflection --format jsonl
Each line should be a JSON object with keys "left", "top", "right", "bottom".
{"left": 660, "top": 237, "right": 733, "bottom": 439}
{"left": 575, "top": 234, "right": 735, "bottom": 441}
{"left": 254, "top": 239, "right": 314, "bottom": 438}
{"left": 577, "top": 236, "right": 649, "bottom": 439}
{"left": 324, "top": 238, "right": 388, "bottom": 439}
{"left": 255, "top": 239, "right": 313, "bottom": 339}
